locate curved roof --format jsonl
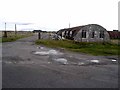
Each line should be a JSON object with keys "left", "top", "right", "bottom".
{"left": 85, "top": 24, "right": 107, "bottom": 30}
{"left": 57, "top": 24, "right": 107, "bottom": 36}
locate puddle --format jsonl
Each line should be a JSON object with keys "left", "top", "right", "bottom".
{"left": 48, "top": 62, "right": 51, "bottom": 64}
{"left": 111, "top": 59, "right": 117, "bottom": 62}
{"left": 53, "top": 58, "right": 68, "bottom": 65}
{"left": 49, "top": 50, "right": 58, "bottom": 55}
{"left": 78, "top": 62, "right": 85, "bottom": 66}
{"left": 90, "top": 60, "right": 99, "bottom": 63}
{"left": 34, "top": 51, "right": 49, "bottom": 55}
{"left": 33, "top": 49, "right": 118, "bottom": 66}
{"left": 34, "top": 49, "right": 63, "bottom": 56}
{"left": 40, "top": 47, "right": 44, "bottom": 49}
{"left": 49, "top": 50, "right": 63, "bottom": 55}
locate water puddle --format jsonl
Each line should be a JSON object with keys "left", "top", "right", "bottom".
{"left": 49, "top": 50, "right": 58, "bottom": 55}
{"left": 33, "top": 48, "right": 118, "bottom": 66}
{"left": 111, "top": 59, "right": 117, "bottom": 62}
{"left": 40, "top": 47, "right": 44, "bottom": 49}
{"left": 34, "top": 49, "right": 63, "bottom": 56}
{"left": 34, "top": 51, "right": 49, "bottom": 55}
{"left": 78, "top": 62, "right": 85, "bottom": 66}
{"left": 53, "top": 58, "right": 68, "bottom": 65}
{"left": 90, "top": 60, "right": 99, "bottom": 63}
{"left": 33, "top": 49, "right": 67, "bottom": 65}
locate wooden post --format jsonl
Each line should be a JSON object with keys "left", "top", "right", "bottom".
{"left": 38, "top": 32, "right": 41, "bottom": 39}
{"left": 4, "top": 31, "right": 7, "bottom": 38}
{"left": 4, "top": 23, "right": 7, "bottom": 38}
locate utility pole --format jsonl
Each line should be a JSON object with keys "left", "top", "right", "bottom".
{"left": 69, "top": 22, "right": 70, "bottom": 28}
{"left": 5, "top": 22, "right": 6, "bottom": 31}
{"left": 4, "top": 22, "right": 7, "bottom": 38}
{"left": 15, "top": 24, "right": 17, "bottom": 35}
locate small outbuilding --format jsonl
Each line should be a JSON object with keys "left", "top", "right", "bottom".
{"left": 108, "top": 30, "right": 120, "bottom": 39}
{"left": 33, "top": 30, "right": 42, "bottom": 33}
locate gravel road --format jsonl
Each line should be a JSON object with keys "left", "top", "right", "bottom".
{"left": 2, "top": 34, "right": 118, "bottom": 88}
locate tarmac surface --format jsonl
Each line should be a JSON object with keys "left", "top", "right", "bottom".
{"left": 2, "top": 33, "right": 118, "bottom": 88}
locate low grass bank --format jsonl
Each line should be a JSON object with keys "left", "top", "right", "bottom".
{"left": 1, "top": 33, "right": 33, "bottom": 43}
{"left": 110, "top": 39, "right": 119, "bottom": 44}
{"left": 35, "top": 39, "right": 119, "bottom": 56}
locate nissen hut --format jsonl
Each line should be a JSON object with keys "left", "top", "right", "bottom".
{"left": 57, "top": 24, "right": 110, "bottom": 42}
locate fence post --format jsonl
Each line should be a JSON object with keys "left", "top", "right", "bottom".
{"left": 38, "top": 32, "right": 41, "bottom": 39}
{"left": 4, "top": 22, "right": 7, "bottom": 38}
{"left": 3, "top": 31, "right": 7, "bottom": 38}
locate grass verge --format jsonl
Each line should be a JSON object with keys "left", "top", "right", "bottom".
{"left": 0, "top": 34, "right": 33, "bottom": 43}
{"left": 35, "top": 39, "right": 119, "bottom": 56}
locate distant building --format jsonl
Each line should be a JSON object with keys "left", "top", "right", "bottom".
{"left": 57, "top": 24, "right": 110, "bottom": 42}
{"left": 108, "top": 30, "right": 120, "bottom": 39}
{"left": 33, "top": 30, "right": 42, "bottom": 33}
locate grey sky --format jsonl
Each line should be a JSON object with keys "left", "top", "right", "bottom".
{"left": 0, "top": 0, "right": 118, "bottom": 31}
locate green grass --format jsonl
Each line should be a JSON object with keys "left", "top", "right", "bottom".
{"left": 35, "top": 39, "right": 119, "bottom": 56}
{"left": 110, "top": 39, "right": 119, "bottom": 44}
{"left": 1, "top": 34, "right": 33, "bottom": 43}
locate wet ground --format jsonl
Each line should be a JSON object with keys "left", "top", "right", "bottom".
{"left": 2, "top": 34, "right": 118, "bottom": 88}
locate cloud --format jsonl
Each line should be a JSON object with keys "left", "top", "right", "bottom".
{"left": 0, "top": 0, "right": 119, "bottom": 31}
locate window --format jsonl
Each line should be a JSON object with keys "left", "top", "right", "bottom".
{"left": 91, "top": 31, "right": 95, "bottom": 38}
{"left": 82, "top": 30, "right": 86, "bottom": 38}
{"left": 65, "top": 31, "right": 67, "bottom": 35}
{"left": 70, "top": 31, "right": 72, "bottom": 35}
{"left": 100, "top": 31, "right": 104, "bottom": 38}
{"left": 69, "top": 31, "right": 72, "bottom": 37}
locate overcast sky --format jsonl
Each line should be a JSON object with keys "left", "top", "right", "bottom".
{"left": 0, "top": 0, "right": 119, "bottom": 31}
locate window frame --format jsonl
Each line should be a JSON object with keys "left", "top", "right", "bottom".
{"left": 91, "top": 31, "right": 95, "bottom": 38}
{"left": 99, "top": 31, "right": 104, "bottom": 38}
{"left": 81, "top": 30, "right": 86, "bottom": 38}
